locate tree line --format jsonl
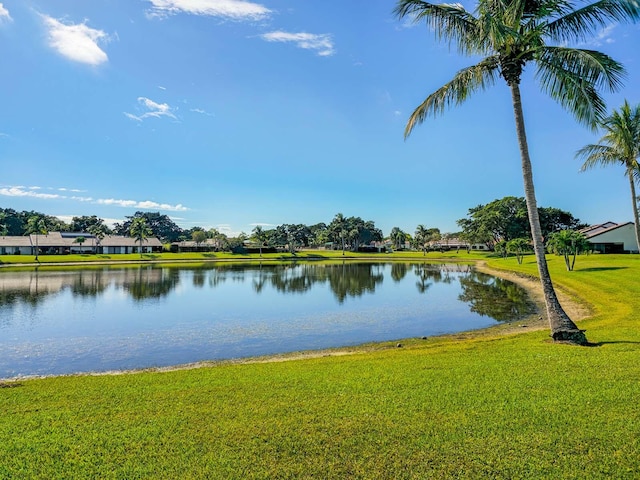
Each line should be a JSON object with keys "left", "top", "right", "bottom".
{"left": 1, "top": 196, "right": 586, "bottom": 253}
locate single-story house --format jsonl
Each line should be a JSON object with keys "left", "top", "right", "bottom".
{"left": 580, "top": 221, "right": 639, "bottom": 254}
{"left": 0, "top": 232, "right": 163, "bottom": 255}
{"left": 99, "top": 235, "right": 163, "bottom": 254}
{"left": 0, "top": 236, "right": 33, "bottom": 255}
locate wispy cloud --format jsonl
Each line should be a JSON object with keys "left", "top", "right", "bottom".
{"left": 260, "top": 31, "right": 335, "bottom": 57}
{"left": 0, "top": 3, "right": 12, "bottom": 23}
{"left": 125, "top": 97, "right": 177, "bottom": 122}
{"left": 96, "top": 198, "right": 188, "bottom": 211}
{"left": 41, "top": 15, "right": 109, "bottom": 66}
{"left": 147, "top": 0, "right": 270, "bottom": 21}
{"left": 190, "top": 107, "right": 214, "bottom": 116}
{"left": 0, "top": 186, "right": 62, "bottom": 200}
{"left": 0, "top": 185, "right": 189, "bottom": 212}
{"left": 582, "top": 24, "right": 617, "bottom": 47}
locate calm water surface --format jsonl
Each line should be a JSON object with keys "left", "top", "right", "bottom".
{"left": 0, "top": 262, "right": 535, "bottom": 379}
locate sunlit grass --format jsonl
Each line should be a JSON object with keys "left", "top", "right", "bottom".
{"left": 0, "top": 253, "right": 638, "bottom": 478}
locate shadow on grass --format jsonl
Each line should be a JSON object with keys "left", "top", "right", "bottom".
{"left": 202, "top": 253, "right": 217, "bottom": 258}
{"left": 141, "top": 254, "right": 161, "bottom": 260}
{"left": 588, "top": 340, "right": 640, "bottom": 346}
{"left": 576, "top": 267, "right": 628, "bottom": 272}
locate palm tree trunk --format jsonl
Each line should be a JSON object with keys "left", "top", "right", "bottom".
{"left": 510, "top": 84, "right": 587, "bottom": 345}
{"left": 628, "top": 171, "right": 640, "bottom": 253}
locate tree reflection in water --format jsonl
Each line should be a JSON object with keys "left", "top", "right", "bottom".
{"left": 458, "top": 271, "right": 535, "bottom": 321}
{"left": 0, "top": 263, "right": 534, "bottom": 320}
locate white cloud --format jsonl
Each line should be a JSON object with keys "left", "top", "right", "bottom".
{"left": 0, "top": 3, "right": 12, "bottom": 23}
{"left": 97, "top": 198, "right": 188, "bottom": 211}
{"left": 0, "top": 186, "right": 62, "bottom": 199}
{"left": 190, "top": 107, "right": 214, "bottom": 116}
{"left": 0, "top": 185, "right": 188, "bottom": 212}
{"left": 147, "top": 0, "right": 270, "bottom": 21}
{"left": 125, "top": 97, "right": 177, "bottom": 121}
{"left": 41, "top": 15, "right": 109, "bottom": 66}
{"left": 260, "top": 31, "right": 335, "bottom": 57}
{"left": 576, "top": 24, "right": 617, "bottom": 47}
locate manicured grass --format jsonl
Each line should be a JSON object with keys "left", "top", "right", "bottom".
{"left": 1, "top": 253, "right": 638, "bottom": 478}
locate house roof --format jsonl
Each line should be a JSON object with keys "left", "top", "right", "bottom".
{"left": 0, "top": 236, "right": 33, "bottom": 247}
{"left": 580, "top": 222, "right": 634, "bottom": 239}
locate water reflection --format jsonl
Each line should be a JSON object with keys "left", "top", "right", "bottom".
{"left": 0, "top": 262, "right": 537, "bottom": 378}
{"left": 0, "top": 262, "right": 533, "bottom": 321}
{"left": 458, "top": 271, "right": 535, "bottom": 321}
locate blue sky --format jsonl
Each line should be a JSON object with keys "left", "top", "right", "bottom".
{"left": 0, "top": 0, "right": 639, "bottom": 237}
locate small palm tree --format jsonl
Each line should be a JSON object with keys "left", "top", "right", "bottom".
{"left": 394, "top": 0, "right": 640, "bottom": 344}
{"left": 129, "top": 218, "right": 152, "bottom": 258}
{"left": 577, "top": 101, "right": 640, "bottom": 253}
{"left": 252, "top": 225, "right": 267, "bottom": 257}
{"left": 547, "top": 230, "right": 590, "bottom": 271}
{"left": 26, "top": 217, "right": 48, "bottom": 261}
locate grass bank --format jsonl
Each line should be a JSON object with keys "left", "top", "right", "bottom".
{"left": 1, "top": 253, "right": 638, "bottom": 479}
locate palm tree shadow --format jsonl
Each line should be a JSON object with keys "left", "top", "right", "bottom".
{"left": 576, "top": 267, "right": 628, "bottom": 272}
{"left": 586, "top": 340, "right": 640, "bottom": 347}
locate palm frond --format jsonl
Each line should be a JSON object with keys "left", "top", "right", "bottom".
{"left": 404, "top": 57, "right": 500, "bottom": 138}
{"left": 546, "top": 0, "right": 640, "bottom": 44}
{"left": 394, "top": 0, "right": 483, "bottom": 54}
{"left": 575, "top": 143, "right": 621, "bottom": 169}
{"left": 534, "top": 46, "right": 625, "bottom": 126}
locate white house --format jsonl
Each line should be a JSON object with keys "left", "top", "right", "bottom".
{"left": 0, "top": 236, "right": 33, "bottom": 255}
{"left": 581, "top": 222, "right": 639, "bottom": 254}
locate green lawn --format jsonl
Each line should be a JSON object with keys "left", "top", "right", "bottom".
{"left": 0, "top": 253, "right": 638, "bottom": 479}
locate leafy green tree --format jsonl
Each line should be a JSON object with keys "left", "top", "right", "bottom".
{"left": 395, "top": 0, "right": 640, "bottom": 344}
{"left": 192, "top": 229, "right": 207, "bottom": 248}
{"left": 414, "top": 224, "right": 429, "bottom": 255}
{"left": 70, "top": 215, "right": 111, "bottom": 233}
{"left": 577, "top": 101, "right": 640, "bottom": 253}
{"left": 129, "top": 217, "right": 153, "bottom": 258}
{"left": 116, "top": 211, "right": 183, "bottom": 243}
{"left": 547, "top": 230, "right": 590, "bottom": 271}
{"left": 0, "top": 212, "right": 7, "bottom": 237}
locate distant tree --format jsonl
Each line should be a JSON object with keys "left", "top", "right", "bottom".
{"left": 251, "top": 225, "right": 267, "bottom": 257}
{"left": 309, "top": 222, "right": 329, "bottom": 247}
{"left": 115, "top": 211, "right": 183, "bottom": 243}
{"left": 0, "top": 212, "right": 7, "bottom": 237}
{"left": 129, "top": 217, "right": 153, "bottom": 258}
{"left": 87, "top": 223, "right": 109, "bottom": 253}
{"left": 70, "top": 215, "right": 111, "bottom": 233}
{"left": 577, "top": 101, "right": 640, "bottom": 253}
{"left": 73, "top": 236, "right": 87, "bottom": 253}
{"left": 458, "top": 197, "right": 584, "bottom": 249}
{"left": 414, "top": 225, "right": 429, "bottom": 255}
{"left": 329, "top": 213, "right": 347, "bottom": 255}
{"left": 192, "top": 229, "right": 207, "bottom": 248}
{"left": 389, "top": 227, "right": 407, "bottom": 250}
{"left": 25, "top": 216, "right": 48, "bottom": 261}
{"left": 547, "top": 230, "right": 590, "bottom": 271}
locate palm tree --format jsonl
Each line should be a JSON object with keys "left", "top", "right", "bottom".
{"left": 577, "top": 101, "right": 640, "bottom": 253}
{"left": 331, "top": 213, "right": 347, "bottom": 255}
{"left": 252, "top": 225, "right": 267, "bottom": 257}
{"left": 129, "top": 217, "right": 152, "bottom": 258}
{"left": 394, "top": 0, "right": 640, "bottom": 344}
{"left": 415, "top": 224, "right": 429, "bottom": 255}
{"left": 26, "top": 216, "right": 48, "bottom": 261}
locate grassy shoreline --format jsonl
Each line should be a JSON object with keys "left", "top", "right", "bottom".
{"left": 1, "top": 253, "right": 639, "bottom": 478}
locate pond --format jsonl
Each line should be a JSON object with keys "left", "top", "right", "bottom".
{"left": 0, "top": 262, "right": 536, "bottom": 379}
